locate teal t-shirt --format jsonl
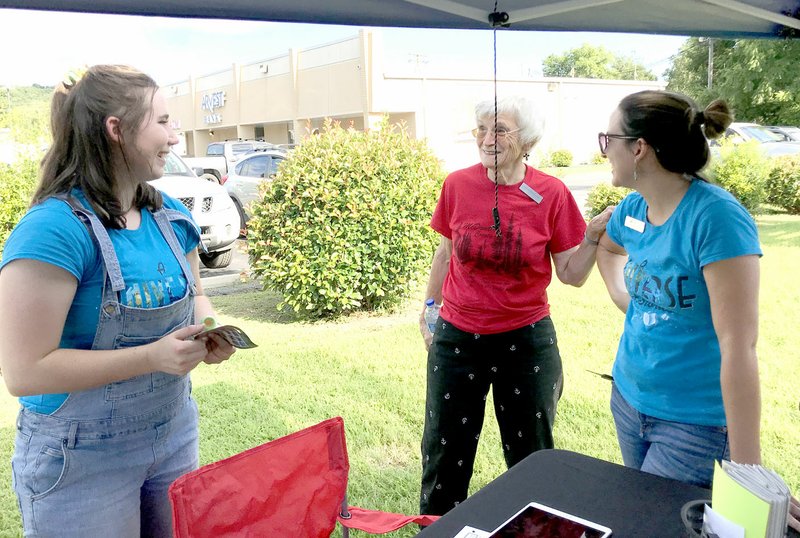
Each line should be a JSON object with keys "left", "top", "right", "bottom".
{"left": 605, "top": 179, "right": 762, "bottom": 426}
{"left": 0, "top": 190, "right": 200, "bottom": 414}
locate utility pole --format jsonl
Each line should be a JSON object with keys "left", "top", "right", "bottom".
{"left": 707, "top": 38, "right": 714, "bottom": 90}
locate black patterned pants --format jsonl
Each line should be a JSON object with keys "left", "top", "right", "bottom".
{"left": 419, "top": 316, "right": 563, "bottom": 516}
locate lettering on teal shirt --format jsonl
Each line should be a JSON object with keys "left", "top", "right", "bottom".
{"left": 624, "top": 259, "right": 697, "bottom": 311}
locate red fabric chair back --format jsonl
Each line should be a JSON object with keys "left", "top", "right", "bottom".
{"left": 170, "top": 417, "right": 349, "bottom": 537}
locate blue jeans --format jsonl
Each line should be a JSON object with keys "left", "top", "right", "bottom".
{"left": 610, "top": 383, "right": 729, "bottom": 488}
{"left": 13, "top": 394, "right": 199, "bottom": 537}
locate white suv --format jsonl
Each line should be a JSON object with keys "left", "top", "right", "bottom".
{"left": 149, "top": 152, "right": 241, "bottom": 268}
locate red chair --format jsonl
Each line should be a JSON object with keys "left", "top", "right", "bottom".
{"left": 169, "top": 417, "right": 438, "bottom": 537}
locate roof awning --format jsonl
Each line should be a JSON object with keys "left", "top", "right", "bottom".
{"left": 2, "top": 0, "right": 800, "bottom": 38}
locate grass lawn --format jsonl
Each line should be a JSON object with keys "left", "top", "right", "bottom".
{"left": 0, "top": 214, "right": 798, "bottom": 537}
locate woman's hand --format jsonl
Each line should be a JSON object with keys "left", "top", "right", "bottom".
{"left": 419, "top": 310, "right": 433, "bottom": 351}
{"left": 199, "top": 331, "right": 236, "bottom": 364}
{"left": 145, "top": 324, "right": 211, "bottom": 376}
{"left": 586, "top": 205, "right": 615, "bottom": 243}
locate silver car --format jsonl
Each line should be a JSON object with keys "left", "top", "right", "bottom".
{"left": 223, "top": 148, "right": 287, "bottom": 230}
{"left": 709, "top": 122, "right": 800, "bottom": 159}
{"left": 766, "top": 126, "right": 800, "bottom": 143}
{"left": 149, "top": 152, "right": 241, "bottom": 268}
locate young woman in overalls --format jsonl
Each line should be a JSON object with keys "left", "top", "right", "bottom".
{"left": 0, "top": 65, "right": 235, "bottom": 537}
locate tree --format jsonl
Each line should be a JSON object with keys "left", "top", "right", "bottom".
{"left": 666, "top": 38, "right": 800, "bottom": 125}
{"left": 0, "top": 86, "right": 52, "bottom": 147}
{"left": 542, "top": 43, "right": 656, "bottom": 80}
{"left": 0, "top": 159, "right": 38, "bottom": 254}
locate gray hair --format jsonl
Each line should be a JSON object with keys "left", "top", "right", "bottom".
{"left": 474, "top": 96, "right": 545, "bottom": 148}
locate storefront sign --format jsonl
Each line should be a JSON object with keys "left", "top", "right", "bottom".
{"left": 201, "top": 91, "right": 226, "bottom": 124}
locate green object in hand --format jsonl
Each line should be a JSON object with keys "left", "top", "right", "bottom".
{"left": 203, "top": 316, "right": 218, "bottom": 331}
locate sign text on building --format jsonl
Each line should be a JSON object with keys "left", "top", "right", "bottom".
{"left": 201, "top": 91, "right": 226, "bottom": 125}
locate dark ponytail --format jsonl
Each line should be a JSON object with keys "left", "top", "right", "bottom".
{"left": 617, "top": 90, "right": 733, "bottom": 177}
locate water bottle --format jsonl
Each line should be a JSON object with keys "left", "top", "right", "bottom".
{"left": 424, "top": 298, "right": 441, "bottom": 333}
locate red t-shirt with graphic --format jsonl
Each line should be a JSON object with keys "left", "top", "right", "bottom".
{"left": 432, "top": 163, "right": 586, "bottom": 334}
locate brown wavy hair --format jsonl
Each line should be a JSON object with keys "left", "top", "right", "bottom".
{"left": 32, "top": 64, "right": 163, "bottom": 228}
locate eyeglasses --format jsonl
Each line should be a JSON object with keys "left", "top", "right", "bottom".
{"left": 598, "top": 132, "right": 638, "bottom": 155}
{"left": 471, "top": 126, "right": 520, "bottom": 139}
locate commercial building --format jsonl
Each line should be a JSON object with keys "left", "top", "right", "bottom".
{"left": 165, "top": 30, "right": 663, "bottom": 172}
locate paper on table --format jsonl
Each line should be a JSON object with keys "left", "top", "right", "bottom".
{"left": 452, "top": 526, "right": 490, "bottom": 538}
{"left": 718, "top": 461, "right": 791, "bottom": 538}
{"left": 704, "top": 504, "right": 745, "bottom": 538}
{"left": 712, "top": 461, "right": 770, "bottom": 538}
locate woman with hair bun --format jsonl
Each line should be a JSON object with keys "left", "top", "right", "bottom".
{"left": 595, "top": 90, "right": 763, "bottom": 488}
{"left": 0, "top": 65, "right": 235, "bottom": 536}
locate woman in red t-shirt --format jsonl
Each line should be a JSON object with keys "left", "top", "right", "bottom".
{"left": 418, "top": 96, "right": 613, "bottom": 516}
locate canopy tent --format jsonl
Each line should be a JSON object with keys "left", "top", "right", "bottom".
{"left": 2, "top": 0, "right": 800, "bottom": 38}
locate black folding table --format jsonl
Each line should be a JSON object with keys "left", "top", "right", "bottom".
{"left": 416, "top": 448, "right": 710, "bottom": 537}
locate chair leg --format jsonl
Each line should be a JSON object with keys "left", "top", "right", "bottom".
{"left": 340, "top": 493, "right": 351, "bottom": 538}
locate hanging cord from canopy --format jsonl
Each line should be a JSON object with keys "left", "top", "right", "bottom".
{"left": 489, "top": 3, "right": 509, "bottom": 237}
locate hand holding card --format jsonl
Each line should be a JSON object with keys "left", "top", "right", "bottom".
{"left": 197, "top": 317, "right": 258, "bottom": 349}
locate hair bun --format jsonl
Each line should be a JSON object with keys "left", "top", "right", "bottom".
{"left": 701, "top": 99, "right": 733, "bottom": 139}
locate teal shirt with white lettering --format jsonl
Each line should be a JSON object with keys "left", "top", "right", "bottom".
{"left": 605, "top": 179, "right": 761, "bottom": 426}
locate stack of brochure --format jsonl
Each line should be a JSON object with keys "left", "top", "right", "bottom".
{"left": 711, "top": 460, "right": 791, "bottom": 538}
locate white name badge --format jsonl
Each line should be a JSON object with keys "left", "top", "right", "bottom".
{"left": 624, "top": 215, "right": 645, "bottom": 233}
{"left": 519, "top": 183, "right": 543, "bottom": 204}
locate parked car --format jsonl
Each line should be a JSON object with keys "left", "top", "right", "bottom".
{"left": 223, "top": 148, "right": 288, "bottom": 230}
{"left": 710, "top": 122, "right": 800, "bottom": 158}
{"left": 183, "top": 139, "right": 278, "bottom": 184}
{"left": 149, "top": 151, "right": 241, "bottom": 268}
{"left": 765, "top": 125, "right": 800, "bottom": 142}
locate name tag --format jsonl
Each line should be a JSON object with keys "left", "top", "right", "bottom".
{"left": 519, "top": 183, "right": 543, "bottom": 204}
{"left": 624, "top": 215, "right": 645, "bottom": 233}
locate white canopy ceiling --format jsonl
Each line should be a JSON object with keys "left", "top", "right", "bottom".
{"left": 2, "top": 0, "right": 800, "bottom": 38}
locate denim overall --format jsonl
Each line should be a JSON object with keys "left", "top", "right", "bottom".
{"left": 12, "top": 197, "right": 200, "bottom": 537}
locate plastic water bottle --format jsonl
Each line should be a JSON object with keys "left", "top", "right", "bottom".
{"left": 424, "top": 298, "right": 441, "bottom": 333}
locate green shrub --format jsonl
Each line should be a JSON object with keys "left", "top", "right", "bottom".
{"left": 247, "top": 118, "right": 444, "bottom": 318}
{"left": 590, "top": 152, "right": 606, "bottom": 165}
{"left": 549, "top": 149, "right": 573, "bottom": 167}
{"left": 531, "top": 149, "right": 550, "bottom": 168}
{"left": 584, "top": 182, "right": 631, "bottom": 218}
{"left": 0, "top": 158, "right": 38, "bottom": 255}
{"left": 765, "top": 154, "right": 800, "bottom": 214}
{"left": 707, "top": 140, "right": 772, "bottom": 214}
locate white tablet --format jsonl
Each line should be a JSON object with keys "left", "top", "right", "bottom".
{"left": 488, "top": 501, "right": 612, "bottom": 538}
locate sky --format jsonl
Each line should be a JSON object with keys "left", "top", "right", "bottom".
{"left": 0, "top": 8, "right": 688, "bottom": 88}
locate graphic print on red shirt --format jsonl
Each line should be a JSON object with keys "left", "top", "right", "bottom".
{"left": 431, "top": 163, "right": 585, "bottom": 334}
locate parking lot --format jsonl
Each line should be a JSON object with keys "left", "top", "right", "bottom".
{"left": 199, "top": 239, "right": 250, "bottom": 290}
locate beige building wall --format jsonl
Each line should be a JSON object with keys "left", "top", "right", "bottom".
{"left": 296, "top": 37, "right": 365, "bottom": 121}
{"left": 373, "top": 73, "right": 662, "bottom": 171}
{"left": 165, "top": 29, "right": 663, "bottom": 170}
